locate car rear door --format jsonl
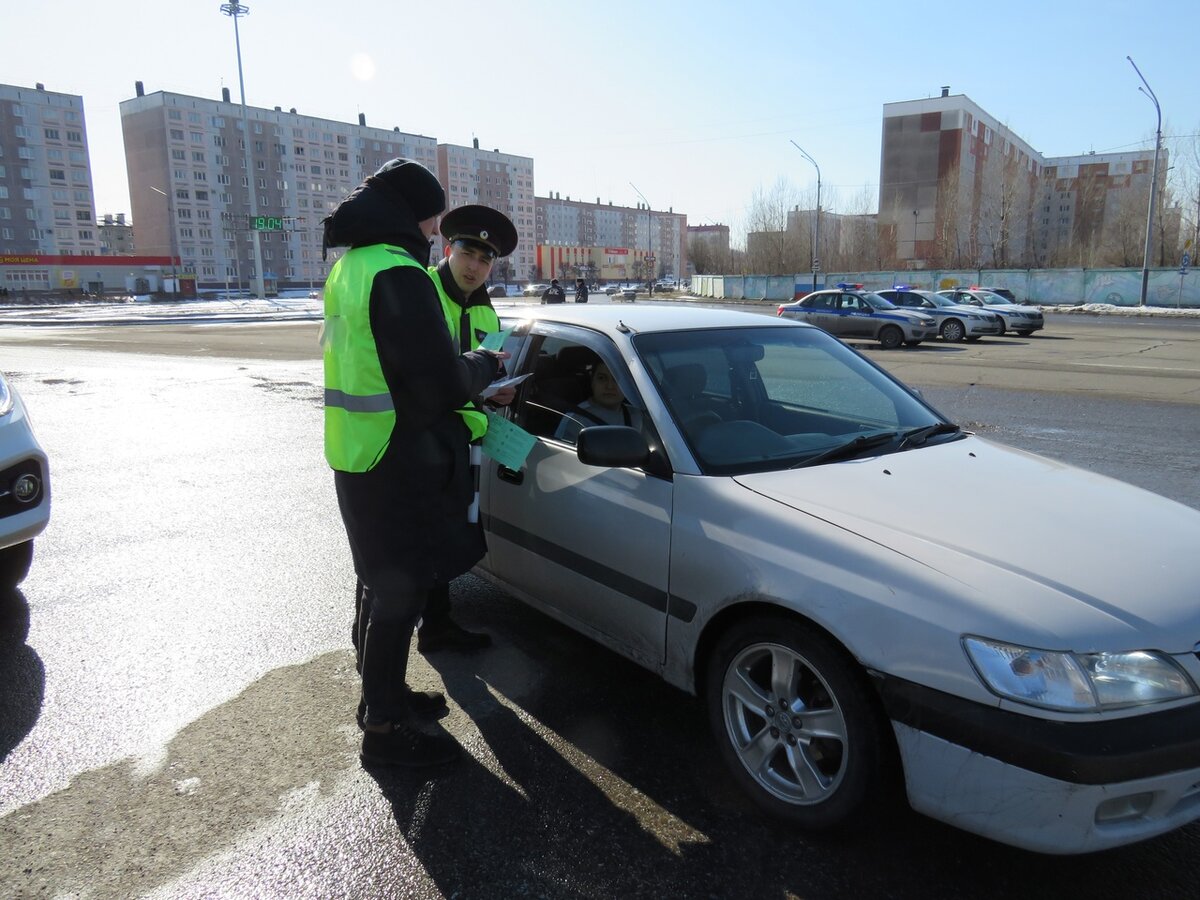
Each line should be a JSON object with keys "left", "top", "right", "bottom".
{"left": 479, "top": 324, "right": 674, "bottom": 670}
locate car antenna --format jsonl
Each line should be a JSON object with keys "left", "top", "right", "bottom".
{"left": 616, "top": 320, "right": 634, "bottom": 334}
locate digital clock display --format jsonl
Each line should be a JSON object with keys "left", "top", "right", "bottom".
{"left": 251, "top": 216, "right": 284, "bottom": 231}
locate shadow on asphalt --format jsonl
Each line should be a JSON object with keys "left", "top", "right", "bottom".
{"left": 0, "top": 586, "right": 43, "bottom": 763}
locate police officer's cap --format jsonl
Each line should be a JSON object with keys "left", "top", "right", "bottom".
{"left": 440, "top": 205, "right": 519, "bottom": 258}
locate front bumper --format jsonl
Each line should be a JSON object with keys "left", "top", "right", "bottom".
{"left": 897, "top": 325, "right": 937, "bottom": 341}
{"left": 878, "top": 675, "right": 1200, "bottom": 853}
{"left": 965, "top": 319, "right": 1003, "bottom": 336}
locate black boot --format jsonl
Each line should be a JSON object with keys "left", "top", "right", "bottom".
{"left": 360, "top": 718, "right": 461, "bottom": 769}
{"left": 417, "top": 618, "right": 492, "bottom": 653}
{"left": 358, "top": 687, "right": 448, "bottom": 729}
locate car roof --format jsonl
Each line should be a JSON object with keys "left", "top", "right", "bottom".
{"left": 497, "top": 302, "right": 812, "bottom": 336}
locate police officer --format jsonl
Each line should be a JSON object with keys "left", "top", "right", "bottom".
{"left": 419, "top": 204, "right": 519, "bottom": 653}
{"left": 541, "top": 278, "right": 566, "bottom": 304}
{"left": 322, "top": 159, "right": 505, "bottom": 768}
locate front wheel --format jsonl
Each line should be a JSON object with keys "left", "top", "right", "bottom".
{"left": 940, "top": 319, "right": 966, "bottom": 343}
{"left": 706, "top": 615, "right": 892, "bottom": 831}
{"left": 877, "top": 326, "right": 903, "bottom": 350}
{"left": 0, "top": 541, "right": 34, "bottom": 590}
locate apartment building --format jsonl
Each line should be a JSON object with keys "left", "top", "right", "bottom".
{"left": 436, "top": 140, "right": 535, "bottom": 284}
{"left": 0, "top": 82, "right": 100, "bottom": 259}
{"left": 880, "top": 89, "right": 1162, "bottom": 270}
{"left": 120, "top": 84, "right": 439, "bottom": 292}
{"left": 1037, "top": 150, "right": 1172, "bottom": 267}
{"left": 98, "top": 212, "right": 134, "bottom": 255}
{"left": 535, "top": 194, "right": 687, "bottom": 282}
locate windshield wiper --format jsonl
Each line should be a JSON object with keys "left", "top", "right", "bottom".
{"left": 897, "top": 422, "right": 962, "bottom": 450}
{"left": 791, "top": 431, "right": 901, "bottom": 468}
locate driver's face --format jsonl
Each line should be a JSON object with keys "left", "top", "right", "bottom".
{"left": 590, "top": 363, "right": 624, "bottom": 409}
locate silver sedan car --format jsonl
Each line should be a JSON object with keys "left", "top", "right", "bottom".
{"left": 478, "top": 305, "right": 1200, "bottom": 854}
{"left": 875, "top": 288, "right": 1003, "bottom": 342}
{"left": 776, "top": 285, "right": 937, "bottom": 349}
{"left": 937, "top": 288, "right": 1045, "bottom": 336}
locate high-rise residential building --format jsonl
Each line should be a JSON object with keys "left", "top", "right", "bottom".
{"left": 0, "top": 82, "right": 100, "bottom": 257}
{"left": 879, "top": 89, "right": 1163, "bottom": 270}
{"left": 98, "top": 212, "right": 134, "bottom": 255}
{"left": 436, "top": 140, "right": 535, "bottom": 284}
{"left": 535, "top": 194, "right": 687, "bottom": 282}
{"left": 120, "top": 84, "right": 438, "bottom": 292}
{"left": 1036, "top": 150, "right": 1172, "bottom": 267}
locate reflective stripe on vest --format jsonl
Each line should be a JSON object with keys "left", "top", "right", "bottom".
{"left": 430, "top": 269, "right": 498, "bottom": 442}
{"left": 323, "top": 245, "right": 426, "bottom": 472}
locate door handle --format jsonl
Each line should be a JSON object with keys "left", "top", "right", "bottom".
{"left": 497, "top": 465, "right": 524, "bottom": 485}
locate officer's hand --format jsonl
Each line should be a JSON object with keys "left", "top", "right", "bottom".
{"left": 488, "top": 385, "right": 517, "bottom": 407}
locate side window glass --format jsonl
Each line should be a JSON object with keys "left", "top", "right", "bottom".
{"left": 515, "top": 335, "right": 649, "bottom": 450}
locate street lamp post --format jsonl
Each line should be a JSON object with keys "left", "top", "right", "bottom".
{"left": 790, "top": 141, "right": 821, "bottom": 292}
{"left": 148, "top": 186, "right": 177, "bottom": 295}
{"left": 1127, "top": 55, "right": 1161, "bottom": 308}
{"left": 630, "top": 182, "right": 652, "bottom": 295}
{"left": 221, "top": 2, "right": 266, "bottom": 300}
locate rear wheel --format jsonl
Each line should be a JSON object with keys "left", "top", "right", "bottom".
{"left": 878, "top": 326, "right": 903, "bottom": 350}
{"left": 940, "top": 319, "right": 966, "bottom": 342}
{"left": 993, "top": 319, "right": 1006, "bottom": 336}
{"left": 0, "top": 541, "right": 34, "bottom": 590}
{"left": 706, "top": 615, "right": 892, "bottom": 831}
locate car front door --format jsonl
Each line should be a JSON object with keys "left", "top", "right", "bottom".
{"left": 479, "top": 324, "right": 674, "bottom": 670}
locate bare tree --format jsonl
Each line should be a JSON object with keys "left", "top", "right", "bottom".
{"left": 745, "top": 178, "right": 804, "bottom": 274}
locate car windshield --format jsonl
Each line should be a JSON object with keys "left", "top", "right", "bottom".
{"left": 861, "top": 292, "right": 899, "bottom": 310}
{"left": 974, "top": 291, "right": 1014, "bottom": 306}
{"left": 633, "top": 325, "right": 955, "bottom": 476}
{"left": 921, "top": 293, "right": 957, "bottom": 308}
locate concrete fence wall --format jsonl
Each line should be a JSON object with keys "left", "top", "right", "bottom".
{"left": 690, "top": 267, "right": 1199, "bottom": 307}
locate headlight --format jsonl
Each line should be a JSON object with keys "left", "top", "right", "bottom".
{"left": 0, "top": 373, "right": 12, "bottom": 418}
{"left": 963, "top": 636, "right": 1197, "bottom": 711}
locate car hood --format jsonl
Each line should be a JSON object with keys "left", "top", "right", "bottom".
{"left": 733, "top": 435, "right": 1200, "bottom": 651}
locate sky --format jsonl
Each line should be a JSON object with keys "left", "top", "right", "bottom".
{"left": 4, "top": 0, "right": 1196, "bottom": 245}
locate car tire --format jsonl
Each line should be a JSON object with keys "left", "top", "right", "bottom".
{"left": 940, "top": 319, "right": 966, "bottom": 343}
{"left": 993, "top": 319, "right": 1006, "bottom": 336}
{"left": 706, "top": 615, "right": 892, "bottom": 831}
{"left": 0, "top": 541, "right": 34, "bottom": 589}
{"left": 877, "top": 326, "right": 903, "bottom": 350}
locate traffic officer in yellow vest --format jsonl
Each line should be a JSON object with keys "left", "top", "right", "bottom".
{"left": 322, "top": 159, "right": 505, "bottom": 769}
{"left": 418, "top": 204, "right": 520, "bottom": 653}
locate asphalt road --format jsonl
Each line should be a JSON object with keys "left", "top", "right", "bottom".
{"left": 1, "top": 314, "right": 1199, "bottom": 899}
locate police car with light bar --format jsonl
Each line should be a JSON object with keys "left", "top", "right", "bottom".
{"left": 777, "top": 283, "right": 937, "bottom": 349}
{"left": 876, "top": 286, "right": 1003, "bottom": 342}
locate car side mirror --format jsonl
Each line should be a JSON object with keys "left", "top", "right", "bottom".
{"left": 576, "top": 425, "right": 649, "bottom": 468}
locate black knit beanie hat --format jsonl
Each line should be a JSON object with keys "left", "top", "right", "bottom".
{"left": 367, "top": 158, "right": 445, "bottom": 221}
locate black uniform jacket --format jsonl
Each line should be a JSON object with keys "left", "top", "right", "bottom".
{"left": 325, "top": 184, "right": 499, "bottom": 592}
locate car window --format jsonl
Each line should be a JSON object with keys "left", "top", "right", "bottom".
{"left": 634, "top": 326, "right": 943, "bottom": 476}
{"left": 511, "top": 329, "right": 655, "bottom": 457}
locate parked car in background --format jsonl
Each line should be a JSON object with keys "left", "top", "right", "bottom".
{"left": 971, "top": 285, "right": 1021, "bottom": 303}
{"left": 0, "top": 371, "right": 50, "bottom": 589}
{"left": 523, "top": 283, "right": 549, "bottom": 297}
{"left": 615, "top": 286, "right": 638, "bottom": 301}
{"left": 603, "top": 284, "right": 620, "bottom": 295}
{"left": 480, "top": 304, "right": 1200, "bottom": 854}
{"left": 876, "top": 287, "right": 1003, "bottom": 342}
{"left": 937, "top": 288, "right": 1045, "bottom": 336}
{"left": 776, "top": 284, "right": 937, "bottom": 348}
